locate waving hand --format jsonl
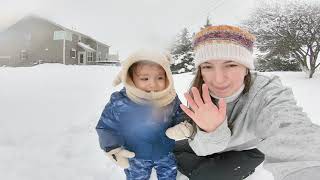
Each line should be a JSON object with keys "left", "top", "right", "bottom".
{"left": 180, "top": 84, "right": 227, "bottom": 132}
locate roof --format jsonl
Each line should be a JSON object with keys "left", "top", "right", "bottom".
{"left": 14, "top": 15, "right": 110, "bottom": 48}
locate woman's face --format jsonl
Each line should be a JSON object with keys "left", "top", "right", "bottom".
{"left": 200, "top": 60, "right": 247, "bottom": 98}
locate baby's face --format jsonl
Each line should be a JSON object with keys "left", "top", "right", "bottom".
{"left": 132, "top": 63, "right": 167, "bottom": 92}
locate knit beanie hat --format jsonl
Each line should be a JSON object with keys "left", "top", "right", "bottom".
{"left": 113, "top": 49, "right": 176, "bottom": 107}
{"left": 193, "top": 25, "right": 256, "bottom": 69}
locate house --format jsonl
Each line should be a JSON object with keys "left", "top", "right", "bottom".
{"left": 0, "top": 15, "right": 119, "bottom": 66}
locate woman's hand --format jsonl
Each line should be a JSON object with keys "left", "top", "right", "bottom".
{"left": 180, "top": 84, "right": 227, "bottom": 133}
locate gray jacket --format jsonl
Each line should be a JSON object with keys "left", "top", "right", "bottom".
{"left": 189, "top": 72, "right": 320, "bottom": 180}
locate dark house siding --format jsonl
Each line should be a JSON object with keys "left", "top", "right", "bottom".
{"left": 0, "top": 15, "right": 114, "bottom": 66}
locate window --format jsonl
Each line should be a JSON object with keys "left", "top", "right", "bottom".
{"left": 53, "top": 31, "right": 72, "bottom": 41}
{"left": 20, "top": 50, "right": 27, "bottom": 61}
{"left": 70, "top": 48, "right": 76, "bottom": 59}
{"left": 87, "top": 52, "right": 93, "bottom": 62}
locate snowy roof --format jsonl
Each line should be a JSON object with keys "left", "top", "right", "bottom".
{"left": 14, "top": 15, "right": 110, "bottom": 47}
{"left": 78, "top": 42, "right": 96, "bottom": 52}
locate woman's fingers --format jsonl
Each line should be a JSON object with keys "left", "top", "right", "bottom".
{"left": 184, "top": 92, "right": 198, "bottom": 111}
{"left": 202, "top": 84, "right": 219, "bottom": 111}
{"left": 191, "top": 87, "right": 204, "bottom": 106}
{"left": 202, "top": 84, "right": 212, "bottom": 104}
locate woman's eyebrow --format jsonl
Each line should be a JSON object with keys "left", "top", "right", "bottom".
{"left": 223, "top": 61, "right": 235, "bottom": 64}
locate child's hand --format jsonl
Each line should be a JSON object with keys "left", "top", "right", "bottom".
{"left": 180, "top": 84, "right": 227, "bottom": 133}
{"left": 166, "top": 121, "right": 194, "bottom": 141}
{"left": 106, "top": 148, "right": 135, "bottom": 169}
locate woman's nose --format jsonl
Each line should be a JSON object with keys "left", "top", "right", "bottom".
{"left": 213, "top": 69, "right": 225, "bottom": 83}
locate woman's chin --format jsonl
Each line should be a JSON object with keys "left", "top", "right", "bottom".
{"left": 211, "top": 89, "right": 232, "bottom": 98}
{"left": 211, "top": 92, "right": 230, "bottom": 98}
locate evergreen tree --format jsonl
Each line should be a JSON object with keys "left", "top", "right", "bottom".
{"left": 170, "top": 28, "right": 194, "bottom": 74}
{"left": 255, "top": 54, "right": 301, "bottom": 72}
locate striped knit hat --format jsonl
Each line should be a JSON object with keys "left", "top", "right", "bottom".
{"left": 193, "top": 25, "right": 256, "bottom": 69}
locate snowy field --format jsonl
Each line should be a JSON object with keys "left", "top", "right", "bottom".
{"left": 0, "top": 64, "right": 319, "bottom": 180}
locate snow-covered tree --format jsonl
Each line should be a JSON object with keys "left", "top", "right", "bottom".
{"left": 243, "top": 0, "right": 320, "bottom": 78}
{"left": 255, "top": 54, "right": 301, "bottom": 72}
{"left": 170, "top": 28, "right": 194, "bottom": 74}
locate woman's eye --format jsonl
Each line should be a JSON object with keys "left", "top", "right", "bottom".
{"left": 226, "top": 64, "right": 238, "bottom": 68}
{"left": 201, "top": 65, "right": 212, "bottom": 69}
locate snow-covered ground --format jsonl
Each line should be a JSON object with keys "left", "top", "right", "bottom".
{"left": 0, "top": 64, "right": 319, "bottom": 180}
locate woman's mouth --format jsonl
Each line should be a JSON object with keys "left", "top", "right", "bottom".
{"left": 213, "top": 86, "right": 229, "bottom": 91}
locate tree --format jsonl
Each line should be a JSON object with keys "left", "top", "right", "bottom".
{"left": 255, "top": 54, "right": 301, "bottom": 72}
{"left": 243, "top": 0, "right": 320, "bottom": 78}
{"left": 170, "top": 28, "right": 194, "bottom": 74}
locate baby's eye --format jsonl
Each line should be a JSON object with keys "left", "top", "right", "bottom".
{"left": 158, "top": 77, "right": 165, "bottom": 80}
{"left": 140, "top": 78, "right": 148, "bottom": 81}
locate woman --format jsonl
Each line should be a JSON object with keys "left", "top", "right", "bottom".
{"left": 166, "top": 25, "right": 320, "bottom": 180}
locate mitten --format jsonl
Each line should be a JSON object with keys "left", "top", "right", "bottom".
{"left": 106, "top": 147, "right": 135, "bottom": 169}
{"left": 165, "top": 121, "right": 194, "bottom": 141}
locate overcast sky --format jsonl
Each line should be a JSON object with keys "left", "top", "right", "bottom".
{"left": 0, "top": 0, "right": 258, "bottom": 59}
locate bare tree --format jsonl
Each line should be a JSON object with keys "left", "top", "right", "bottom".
{"left": 244, "top": 0, "right": 320, "bottom": 78}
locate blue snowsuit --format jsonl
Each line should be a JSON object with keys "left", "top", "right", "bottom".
{"left": 96, "top": 88, "right": 183, "bottom": 179}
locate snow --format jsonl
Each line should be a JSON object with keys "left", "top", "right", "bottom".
{"left": 0, "top": 64, "right": 319, "bottom": 180}
{"left": 173, "top": 56, "right": 183, "bottom": 65}
{"left": 78, "top": 42, "right": 96, "bottom": 52}
{"left": 178, "top": 68, "right": 186, "bottom": 74}
{"left": 186, "top": 64, "right": 193, "bottom": 70}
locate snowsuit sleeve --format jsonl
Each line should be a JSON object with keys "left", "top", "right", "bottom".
{"left": 253, "top": 78, "right": 320, "bottom": 180}
{"left": 96, "top": 92, "right": 124, "bottom": 152}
